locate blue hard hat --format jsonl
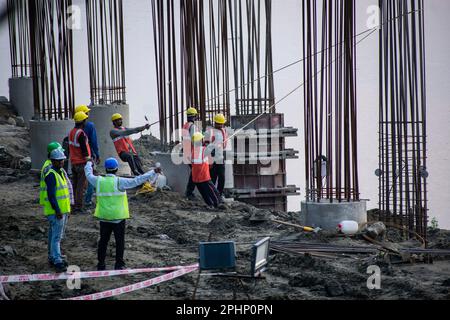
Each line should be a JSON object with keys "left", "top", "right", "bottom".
{"left": 105, "top": 158, "right": 119, "bottom": 170}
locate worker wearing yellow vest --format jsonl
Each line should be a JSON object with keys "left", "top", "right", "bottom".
{"left": 205, "top": 114, "right": 228, "bottom": 200}
{"left": 85, "top": 158, "right": 162, "bottom": 270}
{"left": 182, "top": 107, "right": 200, "bottom": 200}
{"left": 40, "top": 149, "right": 72, "bottom": 273}
{"left": 40, "top": 142, "right": 73, "bottom": 208}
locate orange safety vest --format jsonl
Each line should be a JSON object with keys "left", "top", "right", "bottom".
{"left": 113, "top": 127, "right": 137, "bottom": 156}
{"left": 208, "top": 128, "right": 228, "bottom": 149}
{"left": 182, "top": 122, "right": 194, "bottom": 162}
{"left": 69, "top": 128, "right": 91, "bottom": 165}
{"left": 191, "top": 145, "right": 211, "bottom": 183}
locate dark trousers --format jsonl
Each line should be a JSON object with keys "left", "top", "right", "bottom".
{"left": 120, "top": 152, "right": 145, "bottom": 176}
{"left": 71, "top": 164, "right": 87, "bottom": 210}
{"left": 98, "top": 220, "right": 126, "bottom": 268}
{"left": 196, "top": 181, "right": 220, "bottom": 208}
{"left": 185, "top": 165, "right": 196, "bottom": 196}
{"left": 210, "top": 163, "right": 225, "bottom": 195}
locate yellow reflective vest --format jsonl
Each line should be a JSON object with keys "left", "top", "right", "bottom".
{"left": 41, "top": 168, "right": 71, "bottom": 216}
{"left": 39, "top": 160, "right": 52, "bottom": 205}
{"left": 95, "top": 176, "right": 130, "bottom": 221}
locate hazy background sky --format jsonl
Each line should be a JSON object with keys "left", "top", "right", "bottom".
{"left": 0, "top": 0, "right": 449, "bottom": 227}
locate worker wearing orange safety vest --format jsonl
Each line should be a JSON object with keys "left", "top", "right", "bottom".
{"left": 69, "top": 112, "right": 92, "bottom": 214}
{"left": 191, "top": 132, "right": 220, "bottom": 208}
{"left": 110, "top": 113, "right": 150, "bottom": 176}
{"left": 205, "top": 114, "right": 228, "bottom": 199}
{"left": 182, "top": 107, "right": 200, "bottom": 200}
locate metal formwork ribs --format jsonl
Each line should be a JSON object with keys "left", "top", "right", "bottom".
{"left": 86, "top": 0, "right": 126, "bottom": 105}
{"left": 28, "top": 0, "right": 74, "bottom": 120}
{"left": 378, "top": 0, "right": 428, "bottom": 242}
{"left": 230, "top": 113, "right": 300, "bottom": 212}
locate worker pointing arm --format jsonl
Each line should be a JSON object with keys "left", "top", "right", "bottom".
{"left": 110, "top": 113, "right": 150, "bottom": 177}
{"left": 84, "top": 158, "right": 161, "bottom": 271}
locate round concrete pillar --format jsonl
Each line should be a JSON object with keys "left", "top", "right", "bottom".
{"left": 30, "top": 120, "right": 74, "bottom": 170}
{"left": 301, "top": 200, "right": 367, "bottom": 231}
{"left": 88, "top": 104, "right": 130, "bottom": 175}
{"left": 9, "top": 77, "right": 34, "bottom": 126}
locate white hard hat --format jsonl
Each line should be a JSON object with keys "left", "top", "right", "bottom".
{"left": 50, "top": 148, "right": 67, "bottom": 161}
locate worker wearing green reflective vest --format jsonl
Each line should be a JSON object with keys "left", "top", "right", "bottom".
{"left": 85, "top": 158, "right": 162, "bottom": 271}
{"left": 40, "top": 148, "right": 72, "bottom": 273}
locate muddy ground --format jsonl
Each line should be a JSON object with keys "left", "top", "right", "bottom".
{"left": 1, "top": 108, "right": 450, "bottom": 300}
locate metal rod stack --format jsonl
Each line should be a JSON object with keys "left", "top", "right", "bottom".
{"left": 28, "top": 0, "right": 75, "bottom": 120}
{"left": 302, "top": 0, "right": 359, "bottom": 203}
{"left": 86, "top": 0, "right": 126, "bottom": 105}
{"left": 378, "top": 0, "right": 428, "bottom": 241}
{"left": 229, "top": 0, "right": 275, "bottom": 115}
{"left": 7, "top": 0, "right": 31, "bottom": 78}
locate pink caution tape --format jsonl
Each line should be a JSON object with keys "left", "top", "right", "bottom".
{"left": 0, "top": 264, "right": 199, "bottom": 284}
{"left": 64, "top": 266, "right": 198, "bottom": 300}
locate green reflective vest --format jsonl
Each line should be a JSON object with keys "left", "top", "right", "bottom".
{"left": 42, "top": 169, "right": 71, "bottom": 216}
{"left": 95, "top": 176, "right": 130, "bottom": 221}
{"left": 39, "top": 160, "right": 52, "bottom": 205}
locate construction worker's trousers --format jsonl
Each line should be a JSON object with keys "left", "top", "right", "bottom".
{"left": 185, "top": 164, "right": 196, "bottom": 197}
{"left": 196, "top": 180, "right": 220, "bottom": 208}
{"left": 71, "top": 164, "right": 87, "bottom": 210}
{"left": 210, "top": 163, "right": 225, "bottom": 195}
{"left": 120, "top": 152, "right": 145, "bottom": 176}
{"left": 98, "top": 220, "right": 126, "bottom": 269}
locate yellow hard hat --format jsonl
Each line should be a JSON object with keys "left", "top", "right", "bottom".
{"left": 74, "top": 111, "right": 89, "bottom": 123}
{"left": 192, "top": 132, "right": 204, "bottom": 143}
{"left": 111, "top": 113, "right": 123, "bottom": 122}
{"left": 186, "top": 107, "right": 198, "bottom": 116}
{"left": 214, "top": 114, "right": 226, "bottom": 125}
{"left": 75, "top": 105, "right": 91, "bottom": 114}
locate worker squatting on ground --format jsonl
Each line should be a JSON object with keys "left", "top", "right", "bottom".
{"left": 205, "top": 114, "right": 228, "bottom": 201}
{"left": 191, "top": 132, "right": 221, "bottom": 208}
{"left": 182, "top": 107, "right": 200, "bottom": 200}
{"left": 40, "top": 149, "right": 72, "bottom": 273}
{"left": 69, "top": 112, "right": 92, "bottom": 214}
{"left": 84, "top": 158, "right": 162, "bottom": 270}
{"left": 74, "top": 105, "right": 100, "bottom": 208}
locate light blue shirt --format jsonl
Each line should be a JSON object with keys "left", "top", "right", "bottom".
{"left": 84, "top": 162, "right": 158, "bottom": 192}
{"left": 84, "top": 162, "right": 158, "bottom": 223}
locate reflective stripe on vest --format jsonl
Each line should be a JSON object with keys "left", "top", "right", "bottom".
{"left": 209, "top": 128, "right": 228, "bottom": 149}
{"left": 39, "top": 160, "right": 52, "bottom": 205}
{"left": 113, "top": 127, "right": 137, "bottom": 155}
{"left": 94, "top": 176, "right": 130, "bottom": 221}
{"left": 42, "top": 169, "right": 71, "bottom": 216}
{"left": 191, "top": 146, "right": 211, "bottom": 183}
{"left": 69, "top": 128, "right": 91, "bottom": 165}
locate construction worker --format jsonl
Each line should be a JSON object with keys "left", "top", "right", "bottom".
{"left": 40, "top": 142, "right": 74, "bottom": 208}
{"left": 191, "top": 132, "right": 221, "bottom": 208}
{"left": 69, "top": 111, "right": 92, "bottom": 214}
{"left": 41, "top": 149, "right": 71, "bottom": 273}
{"left": 84, "top": 158, "right": 162, "bottom": 270}
{"left": 75, "top": 105, "right": 100, "bottom": 207}
{"left": 110, "top": 113, "right": 150, "bottom": 177}
{"left": 205, "top": 114, "right": 228, "bottom": 200}
{"left": 182, "top": 107, "right": 200, "bottom": 200}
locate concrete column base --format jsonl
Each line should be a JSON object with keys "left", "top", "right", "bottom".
{"left": 301, "top": 200, "right": 367, "bottom": 231}
{"left": 88, "top": 104, "right": 130, "bottom": 175}
{"left": 151, "top": 152, "right": 190, "bottom": 194}
{"left": 9, "top": 77, "right": 34, "bottom": 126}
{"left": 30, "top": 120, "right": 74, "bottom": 170}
